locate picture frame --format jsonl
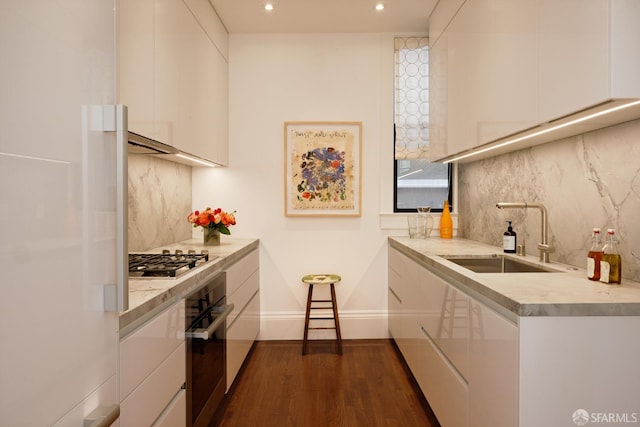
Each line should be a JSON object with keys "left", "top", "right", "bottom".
{"left": 284, "top": 121, "right": 362, "bottom": 217}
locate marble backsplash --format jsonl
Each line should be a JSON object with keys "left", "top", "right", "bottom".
{"left": 128, "top": 155, "right": 192, "bottom": 252}
{"left": 458, "top": 118, "right": 640, "bottom": 282}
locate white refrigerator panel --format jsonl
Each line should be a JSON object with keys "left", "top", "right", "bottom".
{"left": 0, "top": 1, "right": 120, "bottom": 426}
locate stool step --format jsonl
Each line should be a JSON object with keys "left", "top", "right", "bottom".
{"left": 309, "top": 306, "right": 334, "bottom": 310}
{"left": 308, "top": 327, "right": 337, "bottom": 330}
{"left": 309, "top": 317, "right": 336, "bottom": 321}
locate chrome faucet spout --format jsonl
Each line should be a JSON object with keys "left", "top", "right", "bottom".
{"left": 496, "top": 202, "right": 551, "bottom": 263}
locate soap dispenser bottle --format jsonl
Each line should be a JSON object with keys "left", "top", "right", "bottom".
{"left": 503, "top": 221, "right": 517, "bottom": 253}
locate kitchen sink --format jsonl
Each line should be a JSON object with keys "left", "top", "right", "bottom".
{"left": 442, "top": 255, "right": 561, "bottom": 273}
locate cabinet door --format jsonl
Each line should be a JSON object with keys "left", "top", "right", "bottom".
{"left": 537, "top": 0, "right": 609, "bottom": 123}
{"left": 388, "top": 248, "right": 421, "bottom": 371}
{"left": 119, "top": 300, "right": 185, "bottom": 427}
{"left": 227, "top": 286, "right": 260, "bottom": 391}
{"left": 118, "top": 0, "right": 155, "bottom": 137}
{"left": 419, "top": 327, "right": 469, "bottom": 427}
{"left": 437, "top": 0, "right": 538, "bottom": 157}
{"left": 210, "top": 48, "right": 229, "bottom": 166}
{"left": 388, "top": 247, "right": 406, "bottom": 345}
{"left": 419, "top": 268, "right": 469, "bottom": 379}
{"left": 467, "top": 300, "right": 518, "bottom": 427}
{"left": 225, "top": 249, "right": 260, "bottom": 390}
{"left": 153, "top": 389, "right": 186, "bottom": 427}
{"left": 154, "top": 0, "right": 202, "bottom": 150}
{"left": 174, "top": 0, "right": 229, "bottom": 165}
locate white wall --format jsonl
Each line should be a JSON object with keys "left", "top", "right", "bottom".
{"left": 192, "top": 33, "right": 403, "bottom": 340}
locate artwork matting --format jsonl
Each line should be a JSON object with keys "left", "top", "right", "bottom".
{"left": 284, "top": 121, "right": 362, "bottom": 217}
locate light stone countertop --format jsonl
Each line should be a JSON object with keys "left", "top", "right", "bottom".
{"left": 119, "top": 237, "right": 259, "bottom": 336}
{"left": 389, "top": 236, "right": 640, "bottom": 317}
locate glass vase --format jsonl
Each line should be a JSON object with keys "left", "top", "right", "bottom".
{"left": 203, "top": 228, "right": 221, "bottom": 246}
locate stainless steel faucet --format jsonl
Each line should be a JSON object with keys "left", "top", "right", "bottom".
{"left": 496, "top": 202, "right": 552, "bottom": 263}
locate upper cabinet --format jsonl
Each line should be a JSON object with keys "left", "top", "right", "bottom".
{"left": 118, "top": 0, "right": 229, "bottom": 166}
{"left": 118, "top": 0, "right": 155, "bottom": 139}
{"left": 429, "top": 0, "right": 640, "bottom": 163}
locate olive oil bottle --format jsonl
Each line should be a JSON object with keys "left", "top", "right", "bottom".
{"left": 600, "top": 229, "right": 621, "bottom": 284}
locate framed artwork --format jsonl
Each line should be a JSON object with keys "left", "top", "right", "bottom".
{"left": 284, "top": 121, "right": 362, "bottom": 217}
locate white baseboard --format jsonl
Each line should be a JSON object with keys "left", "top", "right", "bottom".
{"left": 257, "top": 310, "right": 390, "bottom": 341}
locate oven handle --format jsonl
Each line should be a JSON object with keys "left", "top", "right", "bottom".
{"left": 185, "top": 303, "right": 234, "bottom": 340}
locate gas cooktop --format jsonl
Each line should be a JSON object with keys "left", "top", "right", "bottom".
{"left": 128, "top": 249, "right": 215, "bottom": 278}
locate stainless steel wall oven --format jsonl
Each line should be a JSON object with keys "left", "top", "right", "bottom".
{"left": 185, "top": 272, "right": 233, "bottom": 427}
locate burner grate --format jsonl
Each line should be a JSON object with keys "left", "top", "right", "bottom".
{"left": 129, "top": 251, "right": 210, "bottom": 278}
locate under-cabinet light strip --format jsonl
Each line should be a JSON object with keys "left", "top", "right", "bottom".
{"left": 175, "top": 153, "right": 218, "bottom": 167}
{"left": 443, "top": 99, "right": 640, "bottom": 163}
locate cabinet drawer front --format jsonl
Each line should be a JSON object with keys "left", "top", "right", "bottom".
{"left": 419, "top": 328, "right": 468, "bottom": 427}
{"left": 227, "top": 290, "right": 260, "bottom": 391}
{"left": 419, "top": 270, "right": 470, "bottom": 379}
{"left": 152, "top": 388, "right": 186, "bottom": 427}
{"left": 120, "top": 341, "right": 186, "bottom": 427}
{"left": 120, "top": 300, "right": 185, "bottom": 400}
{"left": 227, "top": 268, "right": 259, "bottom": 328}
{"left": 226, "top": 249, "right": 259, "bottom": 297}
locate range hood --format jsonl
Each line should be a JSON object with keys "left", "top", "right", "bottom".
{"left": 437, "top": 98, "right": 640, "bottom": 164}
{"left": 127, "top": 132, "right": 220, "bottom": 167}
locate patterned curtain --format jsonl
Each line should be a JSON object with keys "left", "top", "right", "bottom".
{"left": 394, "top": 37, "right": 429, "bottom": 160}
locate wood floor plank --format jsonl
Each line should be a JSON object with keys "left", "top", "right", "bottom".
{"left": 210, "top": 340, "right": 440, "bottom": 427}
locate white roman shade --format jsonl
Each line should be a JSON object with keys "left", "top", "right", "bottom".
{"left": 394, "top": 37, "right": 429, "bottom": 160}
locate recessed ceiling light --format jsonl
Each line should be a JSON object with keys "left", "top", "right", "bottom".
{"left": 375, "top": 3, "right": 384, "bottom": 11}
{"left": 265, "top": 3, "right": 274, "bottom": 11}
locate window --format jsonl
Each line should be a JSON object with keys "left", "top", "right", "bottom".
{"left": 394, "top": 37, "right": 451, "bottom": 213}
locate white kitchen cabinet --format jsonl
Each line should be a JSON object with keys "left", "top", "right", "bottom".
{"left": 467, "top": 300, "right": 518, "bottom": 427}
{"left": 418, "top": 327, "right": 469, "bottom": 427}
{"left": 153, "top": 389, "right": 187, "bottom": 427}
{"left": 518, "top": 316, "right": 640, "bottom": 427}
{"left": 118, "top": 0, "right": 229, "bottom": 165}
{"left": 184, "top": 0, "right": 229, "bottom": 60}
{"left": 183, "top": 0, "right": 229, "bottom": 165}
{"left": 388, "top": 248, "right": 423, "bottom": 377}
{"left": 225, "top": 249, "right": 260, "bottom": 391}
{"left": 428, "top": 0, "right": 466, "bottom": 46}
{"left": 119, "top": 300, "right": 186, "bottom": 427}
{"left": 117, "top": 0, "right": 155, "bottom": 138}
{"left": 429, "top": 0, "right": 537, "bottom": 159}
{"left": 538, "top": 0, "right": 640, "bottom": 123}
{"left": 389, "top": 247, "right": 516, "bottom": 427}
{"left": 389, "top": 248, "right": 469, "bottom": 426}
{"left": 429, "top": 0, "right": 640, "bottom": 162}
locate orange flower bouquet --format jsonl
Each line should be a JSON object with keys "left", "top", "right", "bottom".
{"left": 187, "top": 207, "right": 237, "bottom": 235}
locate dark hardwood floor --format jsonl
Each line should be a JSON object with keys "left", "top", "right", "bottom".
{"left": 210, "top": 339, "right": 441, "bottom": 427}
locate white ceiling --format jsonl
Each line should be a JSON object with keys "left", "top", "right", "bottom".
{"left": 209, "top": 0, "right": 438, "bottom": 33}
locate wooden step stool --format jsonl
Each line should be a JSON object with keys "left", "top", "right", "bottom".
{"left": 301, "top": 274, "right": 343, "bottom": 355}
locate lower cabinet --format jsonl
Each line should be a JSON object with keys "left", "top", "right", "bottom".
{"left": 418, "top": 326, "right": 469, "bottom": 427}
{"left": 119, "top": 300, "right": 186, "bottom": 427}
{"left": 390, "top": 246, "right": 640, "bottom": 427}
{"left": 389, "top": 247, "right": 517, "bottom": 427}
{"left": 467, "top": 300, "right": 518, "bottom": 427}
{"left": 225, "top": 249, "right": 260, "bottom": 391}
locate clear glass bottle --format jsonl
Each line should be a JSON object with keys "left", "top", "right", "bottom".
{"left": 587, "top": 228, "right": 603, "bottom": 281}
{"left": 600, "top": 229, "right": 621, "bottom": 284}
